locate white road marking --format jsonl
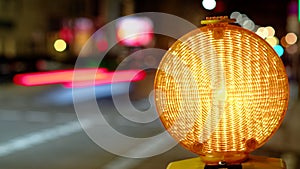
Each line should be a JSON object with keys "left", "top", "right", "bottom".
{"left": 0, "top": 109, "right": 171, "bottom": 169}
{"left": 102, "top": 135, "right": 173, "bottom": 169}
{"left": 0, "top": 120, "right": 83, "bottom": 157}
{"left": 0, "top": 109, "right": 76, "bottom": 123}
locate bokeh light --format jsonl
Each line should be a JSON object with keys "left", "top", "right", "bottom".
{"left": 230, "top": 12, "right": 255, "bottom": 31}
{"left": 230, "top": 11, "right": 241, "bottom": 21}
{"left": 286, "top": 44, "right": 298, "bottom": 55}
{"left": 266, "top": 36, "right": 279, "bottom": 47}
{"left": 242, "top": 19, "right": 255, "bottom": 31}
{"left": 285, "top": 32, "right": 297, "bottom": 45}
{"left": 280, "top": 36, "right": 290, "bottom": 48}
{"left": 265, "top": 26, "right": 275, "bottom": 37}
{"left": 274, "top": 45, "right": 284, "bottom": 57}
{"left": 54, "top": 39, "right": 67, "bottom": 52}
{"left": 97, "top": 40, "right": 109, "bottom": 52}
{"left": 256, "top": 27, "right": 268, "bottom": 39}
{"left": 202, "top": 0, "right": 216, "bottom": 10}
{"left": 116, "top": 16, "right": 153, "bottom": 47}
{"left": 59, "top": 26, "right": 73, "bottom": 44}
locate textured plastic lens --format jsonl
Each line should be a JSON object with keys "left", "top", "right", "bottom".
{"left": 154, "top": 24, "right": 289, "bottom": 164}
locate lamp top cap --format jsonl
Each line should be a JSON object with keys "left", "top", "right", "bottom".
{"left": 201, "top": 16, "right": 236, "bottom": 25}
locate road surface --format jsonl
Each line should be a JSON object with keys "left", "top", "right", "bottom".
{"left": 0, "top": 83, "right": 299, "bottom": 169}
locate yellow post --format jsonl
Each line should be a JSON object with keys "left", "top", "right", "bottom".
{"left": 167, "top": 155, "right": 286, "bottom": 169}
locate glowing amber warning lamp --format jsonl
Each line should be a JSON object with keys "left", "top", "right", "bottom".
{"left": 154, "top": 16, "right": 289, "bottom": 168}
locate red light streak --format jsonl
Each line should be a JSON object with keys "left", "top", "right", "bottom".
{"left": 13, "top": 68, "right": 146, "bottom": 88}
{"left": 63, "top": 70, "right": 146, "bottom": 88}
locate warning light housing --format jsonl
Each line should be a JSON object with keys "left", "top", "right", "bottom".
{"left": 154, "top": 16, "right": 289, "bottom": 164}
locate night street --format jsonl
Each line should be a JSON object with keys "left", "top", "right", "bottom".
{"left": 0, "top": 83, "right": 299, "bottom": 169}
{"left": 0, "top": 0, "right": 299, "bottom": 168}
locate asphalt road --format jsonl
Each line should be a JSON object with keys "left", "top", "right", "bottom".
{"left": 0, "top": 83, "right": 299, "bottom": 169}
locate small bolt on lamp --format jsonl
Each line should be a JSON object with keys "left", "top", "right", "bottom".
{"left": 154, "top": 16, "right": 289, "bottom": 169}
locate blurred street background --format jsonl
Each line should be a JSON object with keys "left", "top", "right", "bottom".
{"left": 1, "top": 0, "right": 300, "bottom": 169}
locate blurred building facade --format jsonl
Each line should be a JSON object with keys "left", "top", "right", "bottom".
{"left": 0, "top": 0, "right": 119, "bottom": 78}
{"left": 0, "top": 0, "right": 103, "bottom": 58}
{"left": 0, "top": 0, "right": 297, "bottom": 82}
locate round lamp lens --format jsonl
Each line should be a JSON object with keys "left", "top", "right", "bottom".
{"left": 154, "top": 23, "right": 289, "bottom": 164}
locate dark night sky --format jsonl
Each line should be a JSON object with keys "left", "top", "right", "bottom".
{"left": 135, "top": 0, "right": 290, "bottom": 37}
